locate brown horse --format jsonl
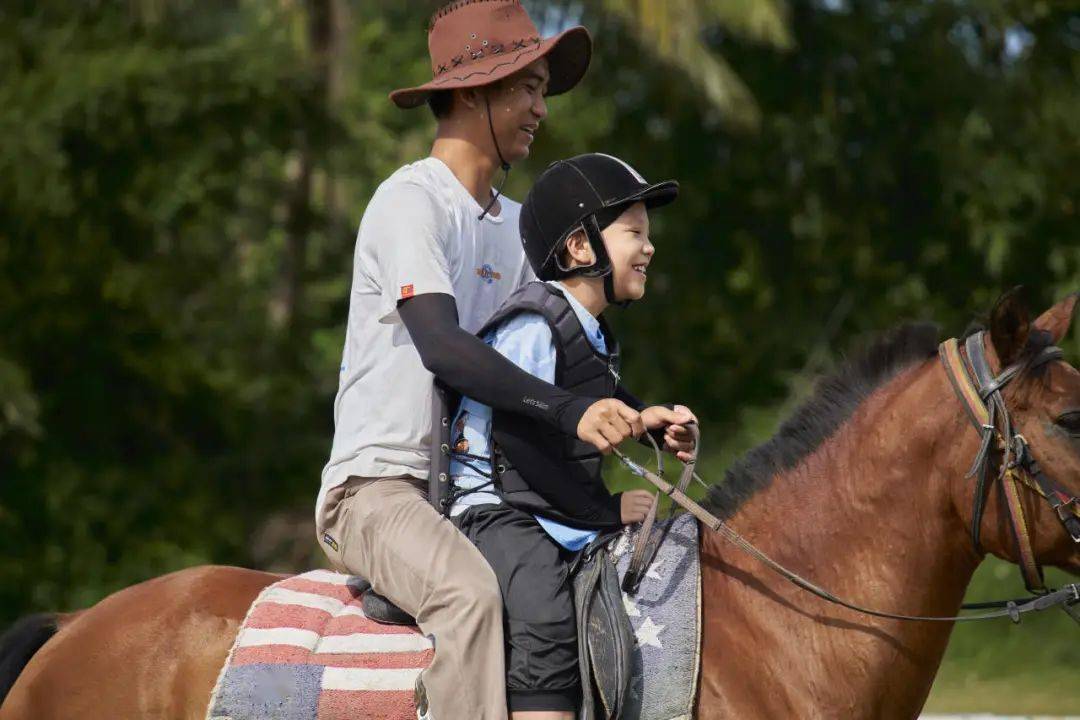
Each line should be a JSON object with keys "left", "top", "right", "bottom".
{"left": 2, "top": 291, "right": 1078, "bottom": 720}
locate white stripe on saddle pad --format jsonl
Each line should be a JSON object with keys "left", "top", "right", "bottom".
{"left": 260, "top": 587, "right": 351, "bottom": 615}
{"left": 235, "top": 627, "right": 431, "bottom": 654}
{"left": 321, "top": 667, "right": 423, "bottom": 692}
{"left": 318, "top": 633, "right": 433, "bottom": 654}
{"left": 301, "top": 569, "right": 352, "bottom": 585}
{"left": 236, "top": 627, "right": 321, "bottom": 649}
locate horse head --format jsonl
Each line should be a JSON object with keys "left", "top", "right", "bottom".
{"left": 947, "top": 290, "right": 1080, "bottom": 583}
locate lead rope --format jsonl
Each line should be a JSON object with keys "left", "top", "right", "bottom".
{"left": 611, "top": 443, "right": 1080, "bottom": 624}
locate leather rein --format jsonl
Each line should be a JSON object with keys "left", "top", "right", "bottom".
{"left": 616, "top": 333, "right": 1080, "bottom": 625}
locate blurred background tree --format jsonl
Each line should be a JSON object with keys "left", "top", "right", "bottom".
{"left": 1, "top": 0, "right": 1078, "bottom": 711}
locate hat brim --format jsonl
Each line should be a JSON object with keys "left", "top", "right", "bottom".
{"left": 389, "top": 26, "right": 592, "bottom": 109}
{"left": 620, "top": 180, "right": 680, "bottom": 210}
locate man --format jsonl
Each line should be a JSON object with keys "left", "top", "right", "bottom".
{"left": 315, "top": 2, "right": 656, "bottom": 718}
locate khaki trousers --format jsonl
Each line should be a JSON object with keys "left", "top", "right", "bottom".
{"left": 317, "top": 476, "right": 507, "bottom": 720}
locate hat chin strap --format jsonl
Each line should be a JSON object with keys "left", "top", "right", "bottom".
{"left": 478, "top": 93, "right": 511, "bottom": 221}
{"left": 561, "top": 215, "right": 632, "bottom": 309}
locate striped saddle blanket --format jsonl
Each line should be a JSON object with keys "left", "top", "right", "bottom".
{"left": 207, "top": 516, "right": 700, "bottom": 720}
{"left": 205, "top": 570, "right": 432, "bottom": 720}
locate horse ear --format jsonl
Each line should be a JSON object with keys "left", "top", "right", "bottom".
{"left": 988, "top": 286, "right": 1031, "bottom": 367}
{"left": 1033, "top": 292, "right": 1079, "bottom": 345}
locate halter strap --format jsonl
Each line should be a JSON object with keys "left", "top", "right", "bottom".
{"left": 938, "top": 332, "right": 1077, "bottom": 593}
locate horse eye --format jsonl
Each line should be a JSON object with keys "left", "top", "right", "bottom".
{"left": 1056, "top": 411, "right": 1080, "bottom": 436}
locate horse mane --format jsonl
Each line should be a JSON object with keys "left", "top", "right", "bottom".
{"left": 703, "top": 322, "right": 941, "bottom": 520}
{"left": 702, "top": 317, "right": 1063, "bottom": 519}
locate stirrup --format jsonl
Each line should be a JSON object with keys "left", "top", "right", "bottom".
{"left": 415, "top": 672, "right": 433, "bottom": 720}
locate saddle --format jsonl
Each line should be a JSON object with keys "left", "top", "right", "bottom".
{"left": 360, "top": 533, "right": 636, "bottom": 719}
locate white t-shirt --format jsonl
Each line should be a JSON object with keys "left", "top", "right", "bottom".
{"left": 317, "top": 157, "right": 535, "bottom": 515}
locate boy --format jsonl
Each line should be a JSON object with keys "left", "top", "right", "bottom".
{"left": 447, "top": 153, "right": 697, "bottom": 718}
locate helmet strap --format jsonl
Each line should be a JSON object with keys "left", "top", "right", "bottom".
{"left": 478, "top": 93, "right": 511, "bottom": 221}
{"left": 555, "top": 215, "right": 631, "bottom": 308}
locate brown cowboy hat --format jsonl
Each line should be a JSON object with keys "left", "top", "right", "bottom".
{"left": 389, "top": 0, "right": 592, "bottom": 110}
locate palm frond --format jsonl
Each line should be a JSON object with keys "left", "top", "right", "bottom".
{"left": 596, "top": 0, "right": 793, "bottom": 130}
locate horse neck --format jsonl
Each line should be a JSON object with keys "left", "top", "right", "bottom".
{"left": 698, "top": 359, "right": 984, "bottom": 718}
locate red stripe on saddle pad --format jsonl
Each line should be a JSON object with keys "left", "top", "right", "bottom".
{"left": 231, "top": 645, "right": 434, "bottom": 669}
{"left": 274, "top": 577, "right": 361, "bottom": 603}
{"left": 317, "top": 689, "right": 415, "bottom": 720}
{"left": 324, "top": 614, "right": 417, "bottom": 637}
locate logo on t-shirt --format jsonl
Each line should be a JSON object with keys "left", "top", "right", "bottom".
{"left": 400, "top": 284, "right": 415, "bottom": 299}
{"left": 475, "top": 264, "right": 502, "bottom": 284}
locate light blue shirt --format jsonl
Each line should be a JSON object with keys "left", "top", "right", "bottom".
{"left": 449, "top": 282, "right": 606, "bottom": 551}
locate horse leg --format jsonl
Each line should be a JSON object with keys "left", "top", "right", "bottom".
{"left": 0, "top": 565, "right": 279, "bottom": 720}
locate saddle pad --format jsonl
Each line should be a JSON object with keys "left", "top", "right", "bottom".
{"left": 206, "top": 570, "right": 432, "bottom": 720}
{"left": 612, "top": 513, "right": 701, "bottom": 720}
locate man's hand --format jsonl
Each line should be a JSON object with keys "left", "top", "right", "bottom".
{"left": 640, "top": 405, "right": 698, "bottom": 462}
{"left": 620, "top": 489, "right": 655, "bottom": 525}
{"left": 577, "top": 398, "right": 645, "bottom": 454}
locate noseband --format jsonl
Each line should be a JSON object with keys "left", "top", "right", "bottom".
{"left": 939, "top": 331, "right": 1080, "bottom": 593}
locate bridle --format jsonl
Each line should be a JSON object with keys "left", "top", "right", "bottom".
{"left": 615, "top": 332, "right": 1080, "bottom": 625}
{"left": 939, "top": 330, "right": 1080, "bottom": 592}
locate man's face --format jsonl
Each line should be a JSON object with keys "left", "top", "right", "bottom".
{"left": 602, "top": 202, "right": 654, "bottom": 302}
{"left": 484, "top": 58, "right": 549, "bottom": 163}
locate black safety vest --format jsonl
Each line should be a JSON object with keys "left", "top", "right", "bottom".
{"left": 478, "top": 281, "right": 623, "bottom": 529}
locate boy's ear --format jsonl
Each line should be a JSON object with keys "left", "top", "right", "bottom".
{"left": 564, "top": 229, "right": 595, "bottom": 267}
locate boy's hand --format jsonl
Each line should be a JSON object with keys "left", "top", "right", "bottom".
{"left": 620, "top": 489, "right": 655, "bottom": 524}
{"left": 640, "top": 405, "right": 698, "bottom": 462}
{"left": 577, "top": 399, "right": 645, "bottom": 454}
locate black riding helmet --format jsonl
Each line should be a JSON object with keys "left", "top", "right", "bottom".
{"left": 519, "top": 153, "right": 678, "bottom": 304}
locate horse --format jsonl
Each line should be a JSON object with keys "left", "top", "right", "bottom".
{"left": 1, "top": 290, "right": 1077, "bottom": 720}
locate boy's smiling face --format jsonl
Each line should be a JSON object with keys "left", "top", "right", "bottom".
{"left": 602, "top": 202, "right": 654, "bottom": 302}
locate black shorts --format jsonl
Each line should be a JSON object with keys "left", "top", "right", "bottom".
{"left": 453, "top": 503, "right": 580, "bottom": 713}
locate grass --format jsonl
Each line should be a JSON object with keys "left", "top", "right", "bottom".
{"left": 924, "top": 559, "right": 1080, "bottom": 714}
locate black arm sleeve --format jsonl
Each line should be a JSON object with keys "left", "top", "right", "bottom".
{"left": 397, "top": 293, "right": 594, "bottom": 437}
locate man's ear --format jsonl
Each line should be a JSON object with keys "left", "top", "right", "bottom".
{"left": 457, "top": 87, "right": 481, "bottom": 111}
{"left": 1033, "top": 292, "right": 1079, "bottom": 345}
{"left": 988, "top": 286, "right": 1032, "bottom": 367}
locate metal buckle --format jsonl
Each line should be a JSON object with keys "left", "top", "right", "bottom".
{"left": 1063, "top": 585, "right": 1080, "bottom": 625}
{"left": 1056, "top": 501, "right": 1080, "bottom": 542}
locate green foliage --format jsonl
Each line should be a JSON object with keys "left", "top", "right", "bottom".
{"left": 1, "top": 0, "right": 1078, "bottom": 709}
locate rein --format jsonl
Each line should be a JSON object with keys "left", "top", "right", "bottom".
{"left": 615, "top": 334, "right": 1080, "bottom": 625}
